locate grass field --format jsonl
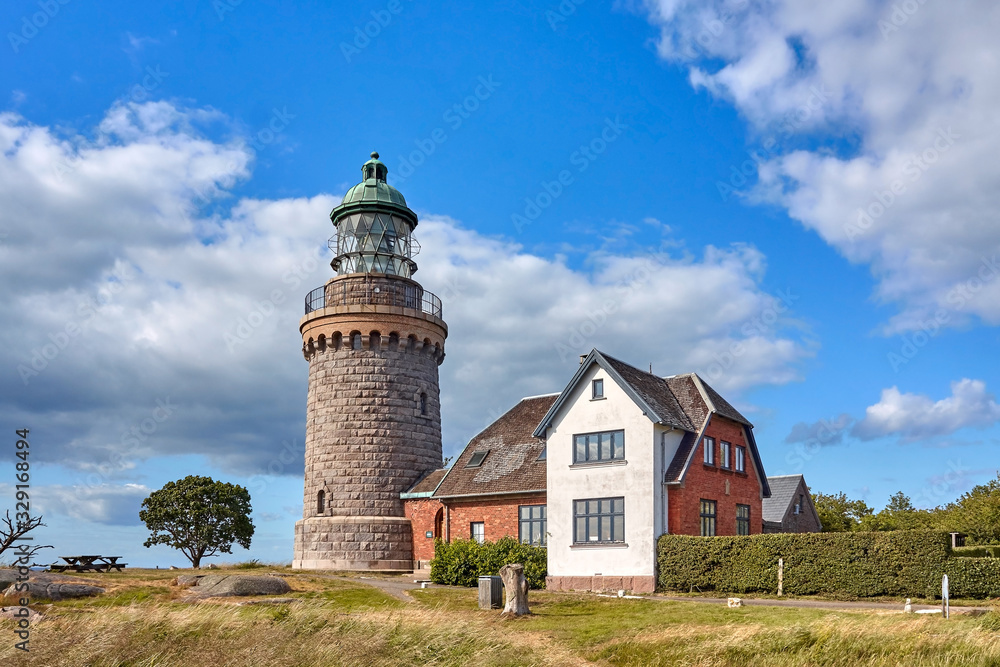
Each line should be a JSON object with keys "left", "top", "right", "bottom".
{"left": 2, "top": 568, "right": 999, "bottom": 666}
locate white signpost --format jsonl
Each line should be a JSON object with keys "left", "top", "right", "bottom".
{"left": 942, "top": 574, "right": 950, "bottom": 619}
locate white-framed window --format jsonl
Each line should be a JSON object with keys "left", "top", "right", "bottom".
{"left": 703, "top": 437, "right": 715, "bottom": 466}
{"left": 735, "top": 445, "right": 746, "bottom": 473}
{"left": 470, "top": 522, "right": 485, "bottom": 543}
{"left": 519, "top": 505, "right": 546, "bottom": 546}
{"left": 592, "top": 378, "right": 604, "bottom": 399}
{"left": 721, "top": 441, "right": 731, "bottom": 469}
{"left": 573, "top": 430, "right": 625, "bottom": 464}
{"left": 573, "top": 497, "right": 624, "bottom": 544}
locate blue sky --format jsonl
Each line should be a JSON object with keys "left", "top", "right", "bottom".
{"left": 1, "top": 0, "right": 998, "bottom": 566}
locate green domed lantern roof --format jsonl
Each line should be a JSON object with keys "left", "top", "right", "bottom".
{"left": 335, "top": 152, "right": 409, "bottom": 209}
{"left": 328, "top": 152, "right": 420, "bottom": 278}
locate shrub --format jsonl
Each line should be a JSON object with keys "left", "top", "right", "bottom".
{"left": 952, "top": 545, "right": 1000, "bottom": 558}
{"left": 430, "top": 537, "right": 547, "bottom": 589}
{"left": 657, "top": 530, "right": 954, "bottom": 598}
{"left": 946, "top": 558, "right": 1000, "bottom": 599}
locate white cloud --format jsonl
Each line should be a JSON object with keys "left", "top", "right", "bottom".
{"left": 0, "top": 101, "right": 812, "bottom": 478}
{"left": 642, "top": 0, "right": 1000, "bottom": 333}
{"left": 853, "top": 379, "right": 1000, "bottom": 442}
{"left": 34, "top": 484, "right": 152, "bottom": 526}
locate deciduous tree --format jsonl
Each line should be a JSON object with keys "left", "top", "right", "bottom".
{"left": 139, "top": 475, "right": 254, "bottom": 568}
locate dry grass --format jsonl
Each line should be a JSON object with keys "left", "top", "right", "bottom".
{"left": 2, "top": 570, "right": 999, "bottom": 666}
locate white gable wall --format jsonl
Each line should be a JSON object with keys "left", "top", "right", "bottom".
{"left": 545, "top": 363, "right": 683, "bottom": 583}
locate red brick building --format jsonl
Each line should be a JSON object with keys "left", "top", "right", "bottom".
{"left": 402, "top": 395, "right": 554, "bottom": 569}
{"left": 403, "top": 349, "right": 783, "bottom": 584}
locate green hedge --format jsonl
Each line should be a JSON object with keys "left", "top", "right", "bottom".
{"left": 657, "top": 531, "right": 954, "bottom": 598}
{"left": 952, "top": 545, "right": 1000, "bottom": 558}
{"left": 946, "top": 558, "right": 1000, "bottom": 599}
{"left": 430, "top": 537, "right": 547, "bottom": 589}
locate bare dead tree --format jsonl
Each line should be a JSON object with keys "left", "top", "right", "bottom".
{"left": 0, "top": 511, "right": 53, "bottom": 562}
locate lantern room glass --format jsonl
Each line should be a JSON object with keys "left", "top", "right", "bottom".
{"left": 332, "top": 212, "right": 417, "bottom": 277}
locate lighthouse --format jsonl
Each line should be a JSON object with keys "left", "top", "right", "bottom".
{"left": 292, "top": 152, "right": 447, "bottom": 570}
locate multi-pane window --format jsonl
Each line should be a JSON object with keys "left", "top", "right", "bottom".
{"left": 737, "top": 504, "right": 751, "bottom": 535}
{"left": 573, "top": 430, "right": 625, "bottom": 464}
{"left": 519, "top": 505, "right": 547, "bottom": 546}
{"left": 592, "top": 379, "right": 604, "bottom": 399}
{"left": 721, "top": 441, "right": 731, "bottom": 469}
{"left": 700, "top": 499, "right": 717, "bottom": 537}
{"left": 470, "top": 522, "right": 485, "bottom": 544}
{"left": 573, "top": 497, "right": 625, "bottom": 544}
{"left": 735, "top": 445, "right": 746, "bottom": 473}
{"left": 703, "top": 437, "right": 715, "bottom": 465}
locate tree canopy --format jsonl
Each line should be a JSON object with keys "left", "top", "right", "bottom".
{"left": 139, "top": 475, "right": 255, "bottom": 568}
{"left": 812, "top": 492, "right": 873, "bottom": 532}
{"left": 947, "top": 474, "right": 1000, "bottom": 544}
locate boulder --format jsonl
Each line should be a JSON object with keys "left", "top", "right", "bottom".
{"left": 173, "top": 575, "right": 202, "bottom": 587}
{"left": 0, "top": 606, "right": 43, "bottom": 620}
{"left": 4, "top": 582, "right": 104, "bottom": 601}
{"left": 190, "top": 574, "right": 291, "bottom": 598}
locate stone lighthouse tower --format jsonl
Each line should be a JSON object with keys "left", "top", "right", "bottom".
{"left": 292, "top": 152, "right": 447, "bottom": 570}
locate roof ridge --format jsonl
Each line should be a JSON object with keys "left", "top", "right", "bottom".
{"left": 520, "top": 392, "right": 560, "bottom": 400}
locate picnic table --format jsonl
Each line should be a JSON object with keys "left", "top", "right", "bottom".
{"left": 49, "top": 555, "right": 127, "bottom": 573}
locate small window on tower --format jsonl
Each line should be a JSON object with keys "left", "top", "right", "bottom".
{"left": 420, "top": 392, "right": 428, "bottom": 415}
{"left": 317, "top": 490, "right": 325, "bottom": 516}
{"left": 466, "top": 450, "right": 489, "bottom": 468}
{"left": 592, "top": 379, "right": 604, "bottom": 399}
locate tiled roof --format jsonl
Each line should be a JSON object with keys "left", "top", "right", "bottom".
{"left": 432, "top": 394, "right": 556, "bottom": 498}
{"left": 664, "top": 430, "right": 699, "bottom": 483}
{"left": 762, "top": 475, "right": 806, "bottom": 522}
{"left": 601, "top": 353, "right": 695, "bottom": 431}
{"left": 664, "top": 375, "right": 710, "bottom": 428}
{"left": 402, "top": 468, "right": 448, "bottom": 497}
{"left": 699, "top": 379, "right": 752, "bottom": 427}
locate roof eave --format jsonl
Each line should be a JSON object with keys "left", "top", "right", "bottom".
{"left": 433, "top": 488, "right": 547, "bottom": 500}
{"left": 532, "top": 348, "right": 667, "bottom": 437}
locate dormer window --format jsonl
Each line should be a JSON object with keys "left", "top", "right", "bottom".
{"left": 592, "top": 379, "right": 604, "bottom": 399}
{"left": 466, "top": 450, "right": 489, "bottom": 468}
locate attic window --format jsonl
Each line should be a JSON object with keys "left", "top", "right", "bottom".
{"left": 592, "top": 379, "right": 604, "bottom": 399}
{"left": 466, "top": 450, "right": 489, "bottom": 468}
{"left": 536, "top": 446, "right": 547, "bottom": 461}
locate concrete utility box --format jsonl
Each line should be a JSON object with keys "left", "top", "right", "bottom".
{"left": 478, "top": 576, "right": 503, "bottom": 609}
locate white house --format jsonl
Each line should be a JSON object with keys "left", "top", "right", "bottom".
{"left": 534, "top": 349, "right": 770, "bottom": 593}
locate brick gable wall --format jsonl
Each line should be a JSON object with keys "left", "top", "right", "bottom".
{"left": 667, "top": 416, "right": 763, "bottom": 536}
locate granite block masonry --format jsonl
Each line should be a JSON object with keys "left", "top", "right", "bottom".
{"left": 292, "top": 152, "right": 447, "bottom": 571}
